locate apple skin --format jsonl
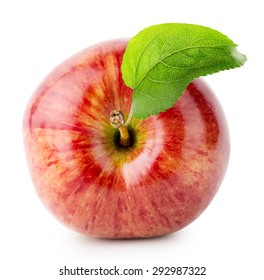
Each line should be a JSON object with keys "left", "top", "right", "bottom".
{"left": 23, "top": 39, "right": 230, "bottom": 239}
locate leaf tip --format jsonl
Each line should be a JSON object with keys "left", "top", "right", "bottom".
{"left": 231, "top": 47, "right": 247, "bottom": 66}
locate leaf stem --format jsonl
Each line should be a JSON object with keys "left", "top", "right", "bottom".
{"left": 124, "top": 105, "right": 133, "bottom": 126}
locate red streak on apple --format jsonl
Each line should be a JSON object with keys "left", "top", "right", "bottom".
{"left": 23, "top": 39, "right": 230, "bottom": 238}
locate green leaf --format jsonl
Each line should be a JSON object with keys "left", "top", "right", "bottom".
{"left": 121, "top": 23, "right": 247, "bottom": 119}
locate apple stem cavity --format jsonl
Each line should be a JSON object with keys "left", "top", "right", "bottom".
{"left": 110, "top": 110, "right": 131, "bottom": 147}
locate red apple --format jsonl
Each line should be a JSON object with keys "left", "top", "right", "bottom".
{"left": 23, "top": 39, "right": 230, "bottom": 238}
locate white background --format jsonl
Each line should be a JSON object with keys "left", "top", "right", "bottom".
{"left": 1, "top": 0, "right": 263, "bottom": 279}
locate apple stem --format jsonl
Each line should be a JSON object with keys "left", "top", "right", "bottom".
{"left": 118, "top": 124, "right": 131, "bottom": 147}
{"left": 110, "top": 110, "right": 131, "bottom": 147}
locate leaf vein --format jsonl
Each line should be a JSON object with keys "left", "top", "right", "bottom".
{"left": 146, "top": 74, "right": 185, "bottom": 83}
{"left": 134, "top": 30, "right": 168, "bottom": 87}
{"left": 136, "top": 90, "right": 165, "bottom": 100}
{"left": 135, "top": 45, "right": 231, "bottom": 89}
